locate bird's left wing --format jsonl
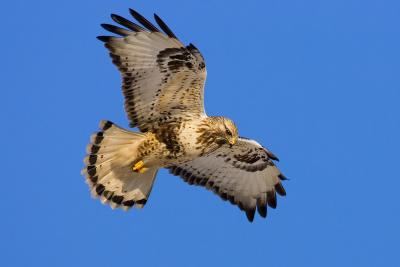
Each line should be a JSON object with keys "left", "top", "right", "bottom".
{"left": 168, "top": 138, "right": 287, "bottom": 222}
{"left": 98, "top": 9, "right": 207, "bottom": 132}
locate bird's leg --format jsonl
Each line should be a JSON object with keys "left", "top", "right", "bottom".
{"left": 132, "top": 160, "right": 148, "bottom": 174}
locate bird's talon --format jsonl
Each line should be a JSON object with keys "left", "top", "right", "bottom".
{"left": 132, "top": 160, "right": 147, "bottom": 173}
{"left": 138, "top": 167, "right": 148, "bottom": 174}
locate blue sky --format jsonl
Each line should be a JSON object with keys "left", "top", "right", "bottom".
{"left": 2, "top": 0, "right": 400, "bottom": 266}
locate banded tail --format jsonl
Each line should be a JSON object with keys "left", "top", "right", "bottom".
{"left": 82, "top": 120, "right": 158, "bottom": 209}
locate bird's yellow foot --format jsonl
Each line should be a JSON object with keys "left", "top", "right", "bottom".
{"left": 132, "top": 160, "right": 148, "bottom": 174}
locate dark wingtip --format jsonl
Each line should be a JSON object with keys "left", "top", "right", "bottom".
{"left": 110, "top": 13, "right": 127, "bottom": 24}
{"left": 263, "top": 148, "right": 279, "bottom": 161}
{"left": 97, "top": 36, "right": 112, "bottom": 42}
{"left": 100, "top": 23, "right": 129, "bottom": 36}
{"left": 153, "top": 13, "right": 161, "bottom": 21}
{"left": 110, "top": 13, "right": 120, "bottom": 21}
{"left": 100, "top": 23, "right": 112, "bottom": 30}
{"left": 128, "top": 8, "right": 139, "bottom": 16}
{"left": 245, "top": 209, "right": 255, "bottom": 222}
{"left": 267, "top": 191, "right": 277, "bottom": 209}
{"left": 278, "top": 173, "right": 288, "bottom": 181}
{"left": 154, "top": 13, "right": 178, "bottom": 39}
{"left": 129, "top": 8, "right": 160, "bottom": 32}
{"left": 275, "top": 183, "right": 287, "bottom": 196}
{"left": 188, "top": 43, "right": 199, "bottom": 51}
{"left": 257, "top": 205, "right": 267, "bottom": 218}
{"left": 268, "top": 151, "right": 279, "bottom": 161}
{"left": 111, "top": 13, "right": 144, "bottom": 32}
{"left": 110, "top": 13, "right": 123, "bottom": 24}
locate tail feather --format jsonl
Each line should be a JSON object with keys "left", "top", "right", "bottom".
{"left": 82, "top": 120, "right": 158, "bottom": 210}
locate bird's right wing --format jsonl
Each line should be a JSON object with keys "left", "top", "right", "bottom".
{"left": 168, "top": 138, "right": 287, "bottom": 222}
{"left": 98, "top": 9, "right": 207, "bottom": 132}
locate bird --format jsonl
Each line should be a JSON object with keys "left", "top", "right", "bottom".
{"left": 82, "top": 7, "right": 287, "bottom": 222}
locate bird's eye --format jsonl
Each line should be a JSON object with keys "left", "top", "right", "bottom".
{"left": 225, "top": 128, "right": 232, "bottom": 136}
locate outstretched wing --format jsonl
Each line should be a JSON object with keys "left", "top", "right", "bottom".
{"left": 168, "top": 138, "right": 287, "bottom": 222}
{"left": 98, "top": 9, "right": 207, "bottom": 132}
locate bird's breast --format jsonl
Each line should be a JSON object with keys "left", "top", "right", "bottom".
{"left": 153, "top": 119, "right": 210, "bottom": 165}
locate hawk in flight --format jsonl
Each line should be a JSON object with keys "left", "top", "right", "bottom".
{"left": 82, "top": 8, "right": 287, "bottom": 222}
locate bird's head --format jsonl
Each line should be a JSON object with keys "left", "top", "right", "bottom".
{"left": 213, "top": 117, "right": 238, "bottom": 147}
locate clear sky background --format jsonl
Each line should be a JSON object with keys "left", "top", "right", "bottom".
{"left": 2, "top": 0, "right": 400, "bottom": 266}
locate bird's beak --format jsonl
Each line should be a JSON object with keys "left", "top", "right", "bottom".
{"left": 228, "top": 139, "right": 236, "bottom": 147}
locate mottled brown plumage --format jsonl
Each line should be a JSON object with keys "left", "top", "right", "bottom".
{"left": 82, "top": 8, "right": 286, "bottom": 222}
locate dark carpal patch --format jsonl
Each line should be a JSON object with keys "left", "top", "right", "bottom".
{"left": 228, "top": 147, "right": 277, "bottom": 172}
{"left": 157, "top": 45, "right": 205, "bottom": 73}
{"left": 157, "top": 48, "right": 193, "bottom": 72}
{"left": 234, "top": 152, "right": 260, "bottom": 164}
